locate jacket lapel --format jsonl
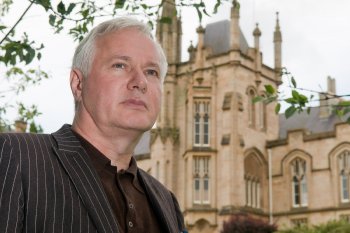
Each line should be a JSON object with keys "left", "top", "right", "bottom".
{"left": 138, "top": 170, "right": 180, "bottom": 233}
{"left": 52, "top": 124, "right": 119, "bottom": 233}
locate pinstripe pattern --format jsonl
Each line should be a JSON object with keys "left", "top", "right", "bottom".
{"left": 0, "top": 124, "right": 185, "bottom": 233}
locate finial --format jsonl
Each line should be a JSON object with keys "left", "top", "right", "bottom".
{"left": 253, "top": 23, "right": 261, "bottom": 37}
{"left": 196, "top": 24, "right": 205, "bottom": 33}
{"left": 275, "top": 12, "right": 280, "bottom": 29}
{"left": 233, "top": 0, "right": 240, "bottom": 9}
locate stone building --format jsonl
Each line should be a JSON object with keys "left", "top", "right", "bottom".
{"left": 135, "top": 0, "right": 350, "bottom": 232}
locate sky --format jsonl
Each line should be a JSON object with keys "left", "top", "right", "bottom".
{"left": 1, "top": 0, "right": 350, "bottom": 133}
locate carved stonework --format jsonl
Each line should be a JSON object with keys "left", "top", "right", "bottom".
{"left": 150, "top": 127, "right": 180, "bottom": 145}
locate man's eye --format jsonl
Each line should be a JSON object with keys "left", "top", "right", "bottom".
{"left": 145, "top": 69, "right": 159, "bottom": 78}
{"left": 113, "top": 63, "right": 126, "bottom": 69}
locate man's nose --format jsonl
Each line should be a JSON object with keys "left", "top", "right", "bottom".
{"left": 127, "top": 68, "right": 147, "bottom": 93}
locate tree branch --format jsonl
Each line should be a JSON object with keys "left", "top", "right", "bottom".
{"left": 0, "top": 1, "right": 34, "bottom": 45}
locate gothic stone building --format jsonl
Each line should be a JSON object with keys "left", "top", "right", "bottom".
{"left": 135, "top": 1, "right": 350, "bottom": 232}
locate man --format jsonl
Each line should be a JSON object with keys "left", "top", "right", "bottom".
{"left": 0, "top": 17, "right": 186, "bottom": 233}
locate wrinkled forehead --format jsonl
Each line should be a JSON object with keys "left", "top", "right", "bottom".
{"left": 96, "top": 28, "right": 162, "bottom": 63}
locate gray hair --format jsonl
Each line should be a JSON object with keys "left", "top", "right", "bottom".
{"left": 72, "top": 17, "right": 168, "bottom": 82}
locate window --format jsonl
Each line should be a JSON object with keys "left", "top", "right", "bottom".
{"left": 245, "top": 176, "right": 261, "bottom": 208}
{"left": 222, "top": 92, "right": 232, "bottom": 110}
{"left": 193, "top": 157, "right": 210, "bottom": 204}
{"left": 340, "top": 214, "right": 350, "bottom": 223}
{"left": 291, "top": 158, "right": 308, "bottom": 207}
{"left": 339, "top": 151, "right": 350, "bottom": 203}
{"left": 194, "top": 100, "right": 210, "bottom": 146}
{"left": 291, "top": 218, "right": 308, "bottom": 227}
{"left": 244, "top": 153, "right": 263, "bottom": 209}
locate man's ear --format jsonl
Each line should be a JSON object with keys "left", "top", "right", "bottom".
{"left": 70, "top": 69, "right": 84, "bottom": 102}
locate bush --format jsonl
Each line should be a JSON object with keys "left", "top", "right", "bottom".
{"left": 277, "top": 220, "right": 350, "bottom": 233}
{"left": 221, "top": 214, "right": 277, "bottom": 233}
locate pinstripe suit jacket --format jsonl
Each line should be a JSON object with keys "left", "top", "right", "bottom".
{"left": 0, "top": 124, "right": 185, "bottom": 233}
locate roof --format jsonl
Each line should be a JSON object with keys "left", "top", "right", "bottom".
{"left": 134, "top": 131, "right": 150, "bottom": 155}
{"left": 279, "top": 106, "right": 344, "bottom": 139}
{"left": 204, "top": 20, "right": 249, "bottom": 55}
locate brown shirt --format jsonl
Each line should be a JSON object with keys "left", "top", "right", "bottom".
{"left": 74, "top": 132, "right": 163, "bottom": 233}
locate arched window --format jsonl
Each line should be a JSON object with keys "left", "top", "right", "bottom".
{"left": 193, "top": 100, "right": 210, "bottom": 147}
{"left": 339, "top": 151, "right": 350, "bottom": 202}
{"left": 291, "top": 158, "right": 308, "bottom": 207}
{"left": 244, "top": 152, "right": 263, "bottom": 209}
{"left": 193, "top": 156, "right": 210, "bottom": 204}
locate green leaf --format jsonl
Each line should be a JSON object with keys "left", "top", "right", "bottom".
{"left": 81, "top": 9, "right": 89, "bottom": 18}
{"left": 252, "top": 96, "right": 263, "bottom": 103}
{"left": 35, "top": 0, "right": 51, "bottom": 11}
{"left": 25, "top": 48, "right": 35, "bottom": 64}
{"left": 213, "top": 0, "right": 221, "bottom": 14}
{"left": 285, "top": 98, "right": 297, "bottom": 104}
{"left": 66, "top": 3, "right": 76, "bottom": 14}
{"left": 194, "top": 5, "right": 203, "bottom": 22}
{"left": 291, "top": 90, "right": 300, "bottom": 100}
{"left": 285, "top": 106, "right": 296, "bottom": 119}
{"left": 265, "top": 96, "right": 278, "bottom": 104}
{"left": 115, "top": 0, "right": 126, "bottom": 8}
{"left": 265, "top": 84, "right": 275, "bottom": 95}
{"left": 275, "top": 103, "right": 281, "bottom": 114}
{"left": 291, "top": 76, "right": 297, "bottom": 88}
{"left": 57, "top": 1, "right": 66, "bottom": 14}
{"left": 49, "top": 14, "right": 56, "bottom": 26}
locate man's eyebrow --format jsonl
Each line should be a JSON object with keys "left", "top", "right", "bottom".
{"left": 111, "top": 55, "right": 131, "bottom": 61}
{"left": 146, "top": 61, "right": 161, "bottom": 70}
{"left": 111, "top": 55, "right": 160, "bottom": 70}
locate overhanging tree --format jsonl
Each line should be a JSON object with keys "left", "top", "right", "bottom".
{"left": 0, "top": 0, "right": 227, "bottom": 132}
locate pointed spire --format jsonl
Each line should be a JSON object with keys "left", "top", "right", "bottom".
{"left": 231, "top": 0, "right": 240, "bottom": 18}
{"left": 274, "top": 12, "right": 282, "bottom": 42}
{"left": 273, "top": 12, "right": 282, "bottom": 82}
{"left": 230, "top": 0, "right": 240, "bottom": 50}
{"left": 253, "top": 23, "right": 261, "bottom": 37}
{"left": 188, "top": 40, "right": 195, "bottom": 62}
{"left": 253, "top": 23, "right": 261, "bottom": 50}
{"left": 195, "top": 24, "right": 205, "bottom": 67}
{"left": 156, "top": 0, "right": 182, "bottom": 64}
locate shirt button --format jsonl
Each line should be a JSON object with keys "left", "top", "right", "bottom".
{"left": 128, "top": 221, "right": 134, "bottom": 228}
{"left": 129, "top": 203, "right": 134, "bottom": 209}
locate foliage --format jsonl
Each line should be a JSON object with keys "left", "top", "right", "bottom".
{"left": 17, "top": 103, "right": 43, "bottom": 133}
{"left": 254, "top": 67, "right": 350, "bottom": 122}
{"left": 277, "top": 220, "right": 350, "bottom": 233}
{"left": 0, "top": 0, "right": 229, "bottom": 132}
{"left": 221, "top": 214, "right": 277, "bottom": 233}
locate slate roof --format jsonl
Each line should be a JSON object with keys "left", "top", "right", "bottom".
{"left": 278, "top": 106, "right": 344, "bottom": 139}
{"left": 204, "top": 20, "right": 249, "bottom": 55}
{"left": 134, "top": 131, "right": 150, "bottom": 155}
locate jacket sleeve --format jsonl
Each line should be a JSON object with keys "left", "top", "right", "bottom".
{"left": 170, "top": 192, "right": 187, "bottom": 233}
{"left": 0, "top": 134, "right": 23, "bottom": 233}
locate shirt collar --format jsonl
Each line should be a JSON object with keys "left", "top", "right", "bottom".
{"left": 72, "top": 130, "right": 139, "bottom": 177}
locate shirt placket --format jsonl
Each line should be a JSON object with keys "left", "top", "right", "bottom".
{"left": 116, "top": 172, "right": 137, "bottom": 232}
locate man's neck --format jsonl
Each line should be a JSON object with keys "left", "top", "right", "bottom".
{"left": 71, "top": 121, "right": 143, "bottom": 171}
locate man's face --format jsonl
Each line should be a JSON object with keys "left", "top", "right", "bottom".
{"left": 80, "top": 28, "right": 162, "bottom": 132}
